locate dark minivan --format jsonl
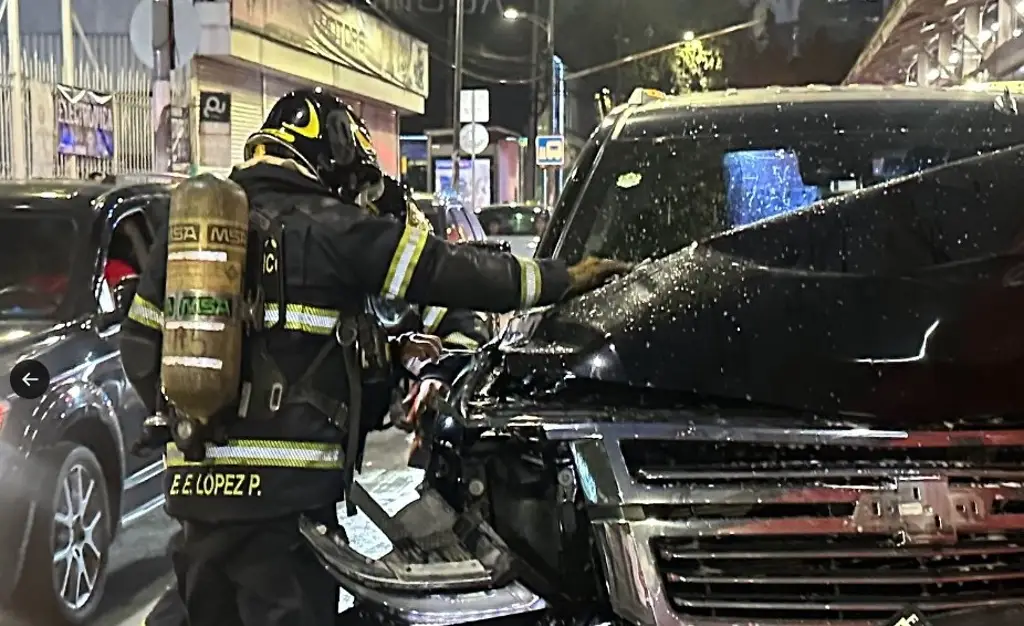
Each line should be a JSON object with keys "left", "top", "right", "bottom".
{"left": 313, "top": 86, "right": 1024, "bottom": 626}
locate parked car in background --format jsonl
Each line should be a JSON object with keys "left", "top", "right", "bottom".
{"left": 475, "top": 203, "right": 550, "bottom": 257}
{"left": 411, "top": 191, "right": 487, "bottom": 243}
{"left": 0, "top": 180, "right": 170, "bottom": 625}
{"left": 375, "top": 190, "right": 499, "bottom": 336}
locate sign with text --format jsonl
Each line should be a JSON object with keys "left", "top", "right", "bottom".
{"left": 536, "top": 135, "right": 564, "bottom": 167}
{"left": 55, "top": 84, "right": 114, "bottom": 159}
{"left": 459, "top": 88, "right": 489, "bottom": 123}
{"left": 232, "top": 0, "right": 429, "bottom": 97}
{"left": 434, "top": 157, "right": 491, "bottom": 210}
{"left": 458, "top": 123, "right": 489, "bottom": 154}
{"left": 199, "top": 92, "right": 231, "bottom": 123}
{"left": 377, "top": 0, "right": 507, "bottom": 15}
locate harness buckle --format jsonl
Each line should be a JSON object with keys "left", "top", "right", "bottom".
{"left": 268, "top": 382, "right": 284, "bottom": 412}
{"left": 335, "top": 318, "right": 358, "bottom": 347}
{"left": 245, "top": 287, "right": 265, "bottom": 333}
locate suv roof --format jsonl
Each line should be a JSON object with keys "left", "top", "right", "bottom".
{"left": 612, "top": 85, "right": 1018, "bottom": 141}
{"left": 0, "top": 180, "right": 172, "bottom": 215}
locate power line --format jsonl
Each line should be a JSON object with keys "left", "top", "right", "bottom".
{"left": 362, "top": 1, "right": 761, "bottom": 86}
{"left": 564, "top": 20, "right": 761, "bottom": 81}
{"left": 361, "top": 1, "right": 542, "bottom": 85}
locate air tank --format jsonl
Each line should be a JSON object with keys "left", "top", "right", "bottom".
{"left": 161, "top": 174, "right": 249, "bottom": 424}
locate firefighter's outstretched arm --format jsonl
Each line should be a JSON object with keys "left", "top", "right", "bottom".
{"left": 319, "top": 212, "right": 630, "bottom": 312}
{"left": 121, "top": 223, "right": 167, "bottom": 415}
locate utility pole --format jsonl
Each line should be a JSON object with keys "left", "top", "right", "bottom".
{"left": 544, "top": 0, "right": 555, "bottom": 205}
{"left": 61, "top": 0, "right": 74, "bottom": 84}
{"left": 614, "top": 0, "right": 624, "bottom": 96}
{"left": 450, "top": 0, "right": 465, "bottom": 198}
{"left": 7, "top": 0, "right": 26, "bottom": 179}
{"left": 152, "top": 0, "right": 174, "bottom": 172}
{"left": 524, "top": 0, "right": 540, "bottom": 202}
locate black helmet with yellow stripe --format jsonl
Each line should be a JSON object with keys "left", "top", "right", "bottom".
{"left": 244, "top": 87, "right": 383, "bottom": 200}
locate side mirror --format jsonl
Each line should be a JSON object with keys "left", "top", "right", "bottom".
{"left": 112, "top": 276, "right": 140, "bottom": 318}
{"left": 463, "top": 239, "right": 512, "bottom": 254}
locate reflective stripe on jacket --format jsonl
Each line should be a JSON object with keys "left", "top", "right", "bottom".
{"left": 164, "top": 439, "right": 342, "bottom": 470}
{"left": 129, "top": 295, "right": 340, "bottom": 336}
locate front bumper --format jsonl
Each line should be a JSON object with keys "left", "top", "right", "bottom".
{"left": 314, "top": 419, "right": 1024, "bottom": 626}
{"left": 332, "top": 574, "right": 546, "bottom": 626}
{"left": 302, "top": 470, "right": 547, "bottom": 626}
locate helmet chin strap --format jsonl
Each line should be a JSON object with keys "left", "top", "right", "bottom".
{"left": 355, "top": 178, "right": 385, "bottom": 208}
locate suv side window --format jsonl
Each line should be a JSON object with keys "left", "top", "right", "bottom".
{"left": 544, "top": 137, "right": 601, "bottom": 259}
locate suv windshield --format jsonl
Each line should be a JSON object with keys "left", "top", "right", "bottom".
{"left": 0, "top": 214, "right": 77, "bottom": 316}
{"left": 554, "top": 97, "right": 1024, "bottom": 265}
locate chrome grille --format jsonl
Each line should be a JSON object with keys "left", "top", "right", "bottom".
{"left": 654, "top": 533, "right": 1024, "bottom": 621}
{"left": 559, "top": 422, "right": 1024, "bottom": 626}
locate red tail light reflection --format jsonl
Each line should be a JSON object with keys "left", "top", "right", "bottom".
{"left": 446, "top": 227, "right": 465, "bottom": 243}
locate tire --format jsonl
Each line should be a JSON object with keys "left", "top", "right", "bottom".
{"left": 16, "top": 442, "right": 112, "bottom": 625}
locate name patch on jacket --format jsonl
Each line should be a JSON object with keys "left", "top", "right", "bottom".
{"left": 168, "top": 469, "right": 262, "bottom": 497}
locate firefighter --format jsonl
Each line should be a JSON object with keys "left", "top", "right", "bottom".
{"left": 142, "top": 180, "right": 483, "bottom": 626}
{"left": 122, "top": 87, "right": 629, "bottom": 626}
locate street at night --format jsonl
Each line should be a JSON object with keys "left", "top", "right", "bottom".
{"left": 2, "top": 0, "right": 1024, "bottom": 625}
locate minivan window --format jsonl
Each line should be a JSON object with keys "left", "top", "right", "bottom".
{"left": 0, "top": 214, "right": 78, "bottom": 316}
{"left": 553, "top": 98, "right": 1024, "bottom": 266}
{"left": 479, "top": 207, "right": 548, "bottom": 237}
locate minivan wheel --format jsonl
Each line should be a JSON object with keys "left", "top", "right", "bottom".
{"left": 18, "top": 442, "right": 111, "bottom": 625}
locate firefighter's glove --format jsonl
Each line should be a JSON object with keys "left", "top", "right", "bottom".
{"left": 397, "top": 332, "right": 443, "bottom": 376}
{"left": 566, "top": 256, "right": 634, "bottom": 298}
{"left": 397, "top": 378, "right": 448, "bottom": 433}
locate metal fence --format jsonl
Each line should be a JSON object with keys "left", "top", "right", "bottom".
{"left": 0, "top": 33, "right": 189, "bottom": 181}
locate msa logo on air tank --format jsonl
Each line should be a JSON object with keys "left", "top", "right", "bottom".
{"left": 170, "top": 223, "right": 201, "bottom": 244}
{"left": 207, "top": 225, "right": 246, "bottom": 246}
{"left": 169, "top": 223, "right": 245, "bottom": 246}
{"left": 165, "top": 294, "right": 233, "bottom": 319}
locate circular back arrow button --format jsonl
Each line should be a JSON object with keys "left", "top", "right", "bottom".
{"left": 11, "top": 359, "right": 50, "bottom": 399}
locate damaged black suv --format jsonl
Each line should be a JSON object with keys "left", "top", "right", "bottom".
{"left": 306, "top": 86, "right": 1024, "bottom": 626}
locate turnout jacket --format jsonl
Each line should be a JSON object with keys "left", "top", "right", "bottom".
{"left": 121, "top": 157, "right": 569, "bottom": 522}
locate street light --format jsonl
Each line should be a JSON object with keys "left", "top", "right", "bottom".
{"left": 502, "top": 6, "right": 550, "bottom": 33}
{"left": 501, "top": 4, "right": 556, "bottom": 203}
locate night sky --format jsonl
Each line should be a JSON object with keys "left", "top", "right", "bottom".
{"left": 358, "top": 0, "right": 884, "bottom": 135}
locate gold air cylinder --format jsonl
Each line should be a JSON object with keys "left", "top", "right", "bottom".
{"left": 161, "top": 174, "right": 250, "bottom": 424}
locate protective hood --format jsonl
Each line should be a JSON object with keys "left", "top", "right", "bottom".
{"left": 496, "top": 145, "right": 1024, "bottom": 422}
{"left": 229, "top": 158, "right": 328, "bottom": 200}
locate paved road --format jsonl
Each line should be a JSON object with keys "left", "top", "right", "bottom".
{"left": 53, "top": 429, "right": 414, "bottom": 626}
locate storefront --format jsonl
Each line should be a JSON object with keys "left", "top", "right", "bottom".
{"left": 194, "top": 60, "right": 403, "bottom": 176}
{"left": 191, "top": 0, "right": 427, "bottom": 177}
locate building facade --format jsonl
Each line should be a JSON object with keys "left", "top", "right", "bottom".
{"left": 192, "top": 0, "right": 428, "bottom": 177}
{"left": 0, "top": 0, "right": 428, "bottom": 179}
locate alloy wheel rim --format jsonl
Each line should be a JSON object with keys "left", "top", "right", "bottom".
{"left": 51, "top": 463, "right": 104, "bottom": 611}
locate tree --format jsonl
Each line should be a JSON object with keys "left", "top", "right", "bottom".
{"left": 629, "top": 38, "right": 727, "bottom": 95}
{"left": 554, "top": 0, "right": 741, "bottom": 100}
{"left": 668, "top": 40, "right": 726, "bottom": 92}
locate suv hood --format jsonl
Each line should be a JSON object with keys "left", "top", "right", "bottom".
{"left": 498, "top": 148, "right": 1024, "bottom": 421}
{"left": 499, "top": 248, "right": 991, "bottom": 420}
